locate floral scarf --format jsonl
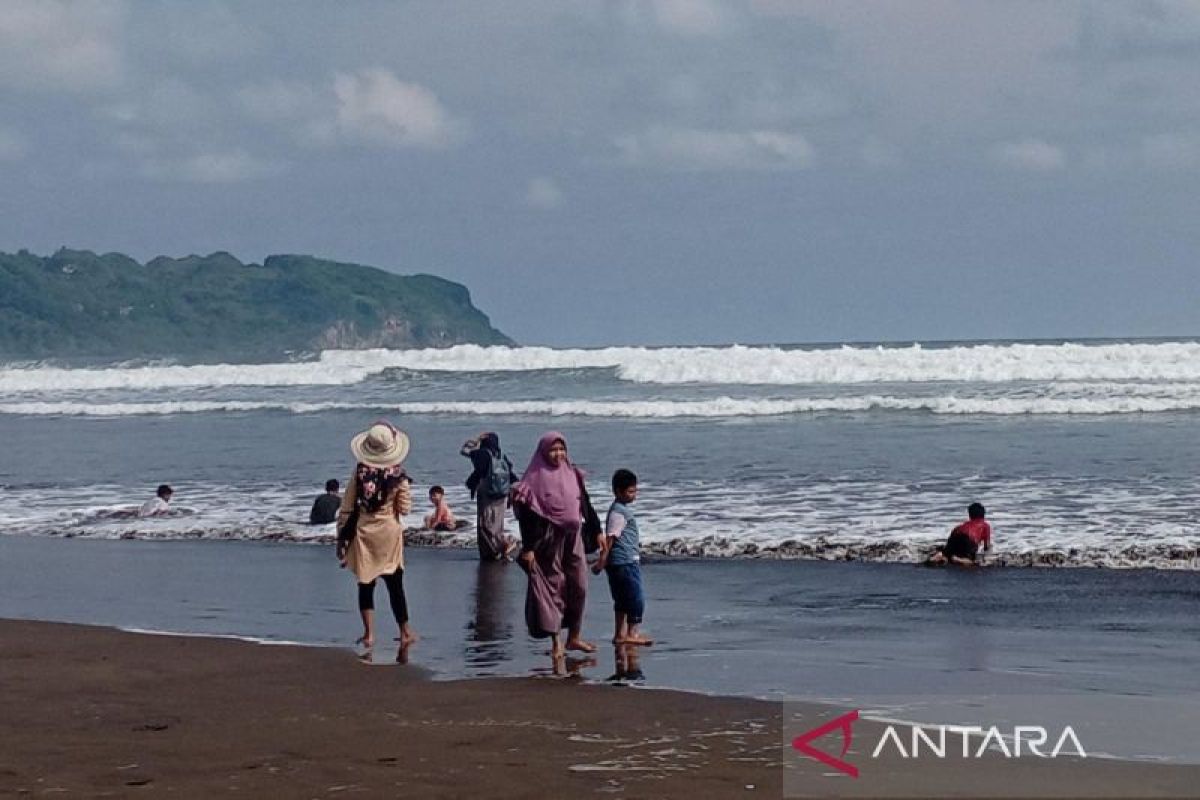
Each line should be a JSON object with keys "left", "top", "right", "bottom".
{"left": 355, "top": 462, "right": 407, "bottom": 513}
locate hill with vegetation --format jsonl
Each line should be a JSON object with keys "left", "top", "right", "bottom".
{"left": 0, "top": 249, "right": 512, "bottom": 359}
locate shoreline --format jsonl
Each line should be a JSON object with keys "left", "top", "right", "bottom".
{"left": 4, "top": 618, "right": 1200, "bottom": 798}
{"left": 22, "top": 529, "right": 1200, "bottom": 572}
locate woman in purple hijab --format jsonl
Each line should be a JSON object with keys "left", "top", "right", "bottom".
{"left": 512, "top": 431, "right": 596, "bottom": 657}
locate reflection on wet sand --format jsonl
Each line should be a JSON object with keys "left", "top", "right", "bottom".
{"left": 464, "top": 561, "right": 514, "bottom": 672}
{"left": 608, "top": 645, "right": 646, "bottom": 684}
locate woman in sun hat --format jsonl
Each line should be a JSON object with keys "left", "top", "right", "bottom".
{"left": 337, "top": 420, "right": 416, "bottom": 648}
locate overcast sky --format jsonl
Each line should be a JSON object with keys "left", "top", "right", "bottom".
{"left": 2, "top": 1, "right": 1198, "bottom": 346}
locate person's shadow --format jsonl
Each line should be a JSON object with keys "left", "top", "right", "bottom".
{"left": 464, "top": 561, "right": 513, "bottom": 672}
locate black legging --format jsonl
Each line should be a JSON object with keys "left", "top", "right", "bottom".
{"left": 357, "top": 569, "right": 408, "bottom": 624}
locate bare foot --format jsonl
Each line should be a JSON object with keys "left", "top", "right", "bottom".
{"left": 624, "top": 633, "right": 653, "bottom": 646}
{"left": 356, "top": 635, "right": 374, "bottom": 648}
{"left": 565, "top": 637, "right": 596, "bottom": 653}
{"left": 397, "top": 629, "right": 419, "bottom": 645}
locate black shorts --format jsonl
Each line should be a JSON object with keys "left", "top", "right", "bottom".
{"left": 942, "top": 531, "right": 978, "bottom": 561}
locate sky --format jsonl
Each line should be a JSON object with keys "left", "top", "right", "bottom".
{"left": 1, "top": 0, "right": 1198, "bottom": 347}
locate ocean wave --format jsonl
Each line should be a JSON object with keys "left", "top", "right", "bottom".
{"left": 321, "top": 342, "right": 1200, "bottom": 385}
{"left": 3, "top": 478, "right": 1195, "bottom": 570}
{"left": 3, "top": 393, "right": 1200, "bottom": 418}
{"left": 12, "top": 525, "right": 1200, "bottom": 569}
{"left": 4, "top": 341, "right": 1200, "bottom": 393}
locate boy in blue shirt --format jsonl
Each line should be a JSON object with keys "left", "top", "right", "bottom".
{"left": 592, "top": 469, "right": 652, "bottom": 645}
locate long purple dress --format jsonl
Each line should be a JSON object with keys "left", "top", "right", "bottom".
{"left": 516, "top": 504, "right": 588, "bottom": 638}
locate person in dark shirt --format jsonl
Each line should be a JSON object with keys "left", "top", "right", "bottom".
{"left": 309, "top": 479, "right": 341, "bottom": 525}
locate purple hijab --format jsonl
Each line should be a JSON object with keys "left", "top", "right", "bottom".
{"left": 513, "top": 431, "right": 582, "bottom": 529}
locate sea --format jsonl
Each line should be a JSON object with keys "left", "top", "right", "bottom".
{"left": 3, "top": 337, "right": 1200, "bottom": 764}
{"left": 1, "top": 338, "right": 1198, "bottom": 568}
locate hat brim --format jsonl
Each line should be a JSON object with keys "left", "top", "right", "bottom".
{"left": 350, "top": 428, "right": 410, "bottom": 468}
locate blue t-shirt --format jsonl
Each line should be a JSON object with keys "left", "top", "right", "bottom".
{"left": 605, "top": 501, "right": 641, "bottom": 566}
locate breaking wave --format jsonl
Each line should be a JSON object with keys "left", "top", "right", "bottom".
{"left": 4, "top": 477, "right": 1196, "bottom": 570}
{"left": 3, "top": 392, "right": 1200, "bottom": 417}
{"left": 3, "top": 340, "right": 1200, "bottom": 392}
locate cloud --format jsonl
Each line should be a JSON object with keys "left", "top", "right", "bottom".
{"left": 1076, "top": 1, "right": 1200, "bottom": 61}
{"left": 1142, "top": 132, "right": 1200, "bottom": 169}
{"left": 615, "top": 126, "right": 814, "bottom": 170}
{"left": 988, "top": 138, "right": 1066, "bottom": 172}
{"left": 0, "top": 127, "right": 26, "bottom": 161}
{"left": 860, "top": 136, "right": 902, "bottom": 169}
{"left": 0, "top": 0, "right": 125, "bottom": 91}
{"left": 525, "top": 176, "right": 564, "bottom": 209}
{"left": 650, "top": 0, "right": 732, "bottom": 37}
{"left": 614, "top": 0, "right": 733, "bottom": 37}
{"left": 331, "top": 68, "right": 463, "bottom": 149}
{"left": 140, "top": 150, "right": 281, "bottom": 184}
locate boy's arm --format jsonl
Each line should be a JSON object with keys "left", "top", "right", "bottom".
{"left": 591, "top": 534, "right": 609, "bottom": 573}
{"left": 593, "top": 509, "right": 625, "bottom": 572}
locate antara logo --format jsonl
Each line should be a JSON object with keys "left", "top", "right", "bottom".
{"left": 791, "top": 710, "right": 1087, "bottom": 778}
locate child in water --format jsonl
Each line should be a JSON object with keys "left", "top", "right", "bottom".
{"left": 423, "top": 485, "right": 458, "bottom": 531}
{"left": 927, "top": 502, "right": 992, "bottom": 566}
{"left": 592, "top": 469, "right": 652, "bottom": 645}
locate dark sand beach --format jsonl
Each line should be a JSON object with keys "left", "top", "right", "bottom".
{"left": 5, "top": 620, "right": 1200, "bottom": 798}
{"left": 3, "top": 537, "right": 1200, "bottom": 797}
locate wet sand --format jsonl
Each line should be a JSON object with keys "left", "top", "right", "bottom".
{"left": 4, "top": 619, "right": 1200, "bottom": 798}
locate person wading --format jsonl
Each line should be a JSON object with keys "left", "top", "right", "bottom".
{"left": 337, "top": 420, "right": 417, "bottom": 648}
{"left": 462, "top": 431, "right": 519, "bottom": 561}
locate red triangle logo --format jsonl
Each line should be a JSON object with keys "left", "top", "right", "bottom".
{"left": 791, "top": 709, "right": 860, "bottom": 778}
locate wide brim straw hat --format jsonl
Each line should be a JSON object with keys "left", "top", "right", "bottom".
{"left": 350, "top": 421, "right": 410, "bottom": 468}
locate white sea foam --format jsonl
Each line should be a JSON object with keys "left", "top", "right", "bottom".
{"left": 0, "top": 361, "right": 376, "bottom": 393}
{"left": 320, "top": 342, "right": 1200, "bottom": 385}
{"left": 4, "top": 341, "right": 1200, "bottom": 393}
{"left": 3, "top": 476, "right": 1196, "bottom": 569}
{"left": 3, "top": 391, "right": 1200, "bottom": 418}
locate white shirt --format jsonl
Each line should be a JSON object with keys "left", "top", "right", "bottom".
{"left": 138, "top": 497, "right": 170, "bottom": 518}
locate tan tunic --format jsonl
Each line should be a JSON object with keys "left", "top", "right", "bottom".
{"left": 337, "top": 470, "right": 412, "bottom": 584}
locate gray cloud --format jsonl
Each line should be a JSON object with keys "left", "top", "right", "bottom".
{"left": 989, "top": 138, "right": 1067, "bottom": 172}
{"left": 524, "top": 177, "right": 565, "bottom": 209}
{"left": 2, "top": 1, "right": 1199, "bottom": 345}
{"left": 615, "top": 126, "right": 815, "bottom": 170}
{"left": 0, "top": 0, "right": 126, "bottom": 92}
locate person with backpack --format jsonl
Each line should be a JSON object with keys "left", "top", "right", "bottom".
{"left": 461, "top": 431, "right": 520, "bottom": 561}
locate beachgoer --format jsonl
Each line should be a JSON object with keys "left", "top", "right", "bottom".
{"left": 336, "top": 421, "right": 416, "bottom": 648}
{"left": 591, "top": 469, "right": 652, "bottom": 645}
{"left": 461, "top": 432, "right": 519, "bottom": 561}
{"left": 137, "top": 484, "right": 173, "bottom": 518}
{"left": 512, "top": 431, "right": 596, "bottom": 659}
{"left": 423, "top": 485, "right": 458, "bottom": 531}
{"left": 927, "top": 502, "right": 992, "bottom": 566}
{"left": 309, "top": 479, "right": 341, "bottom": 525}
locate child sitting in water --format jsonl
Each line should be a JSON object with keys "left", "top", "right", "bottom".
{"left": 423, "top": 485, "right": 458, "bottom": 531}
{"left": 927, "top": 502, "right": 992, "bottom": 567}
{"left": 592, "top": 469, "right": 652, "bottom": 645}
